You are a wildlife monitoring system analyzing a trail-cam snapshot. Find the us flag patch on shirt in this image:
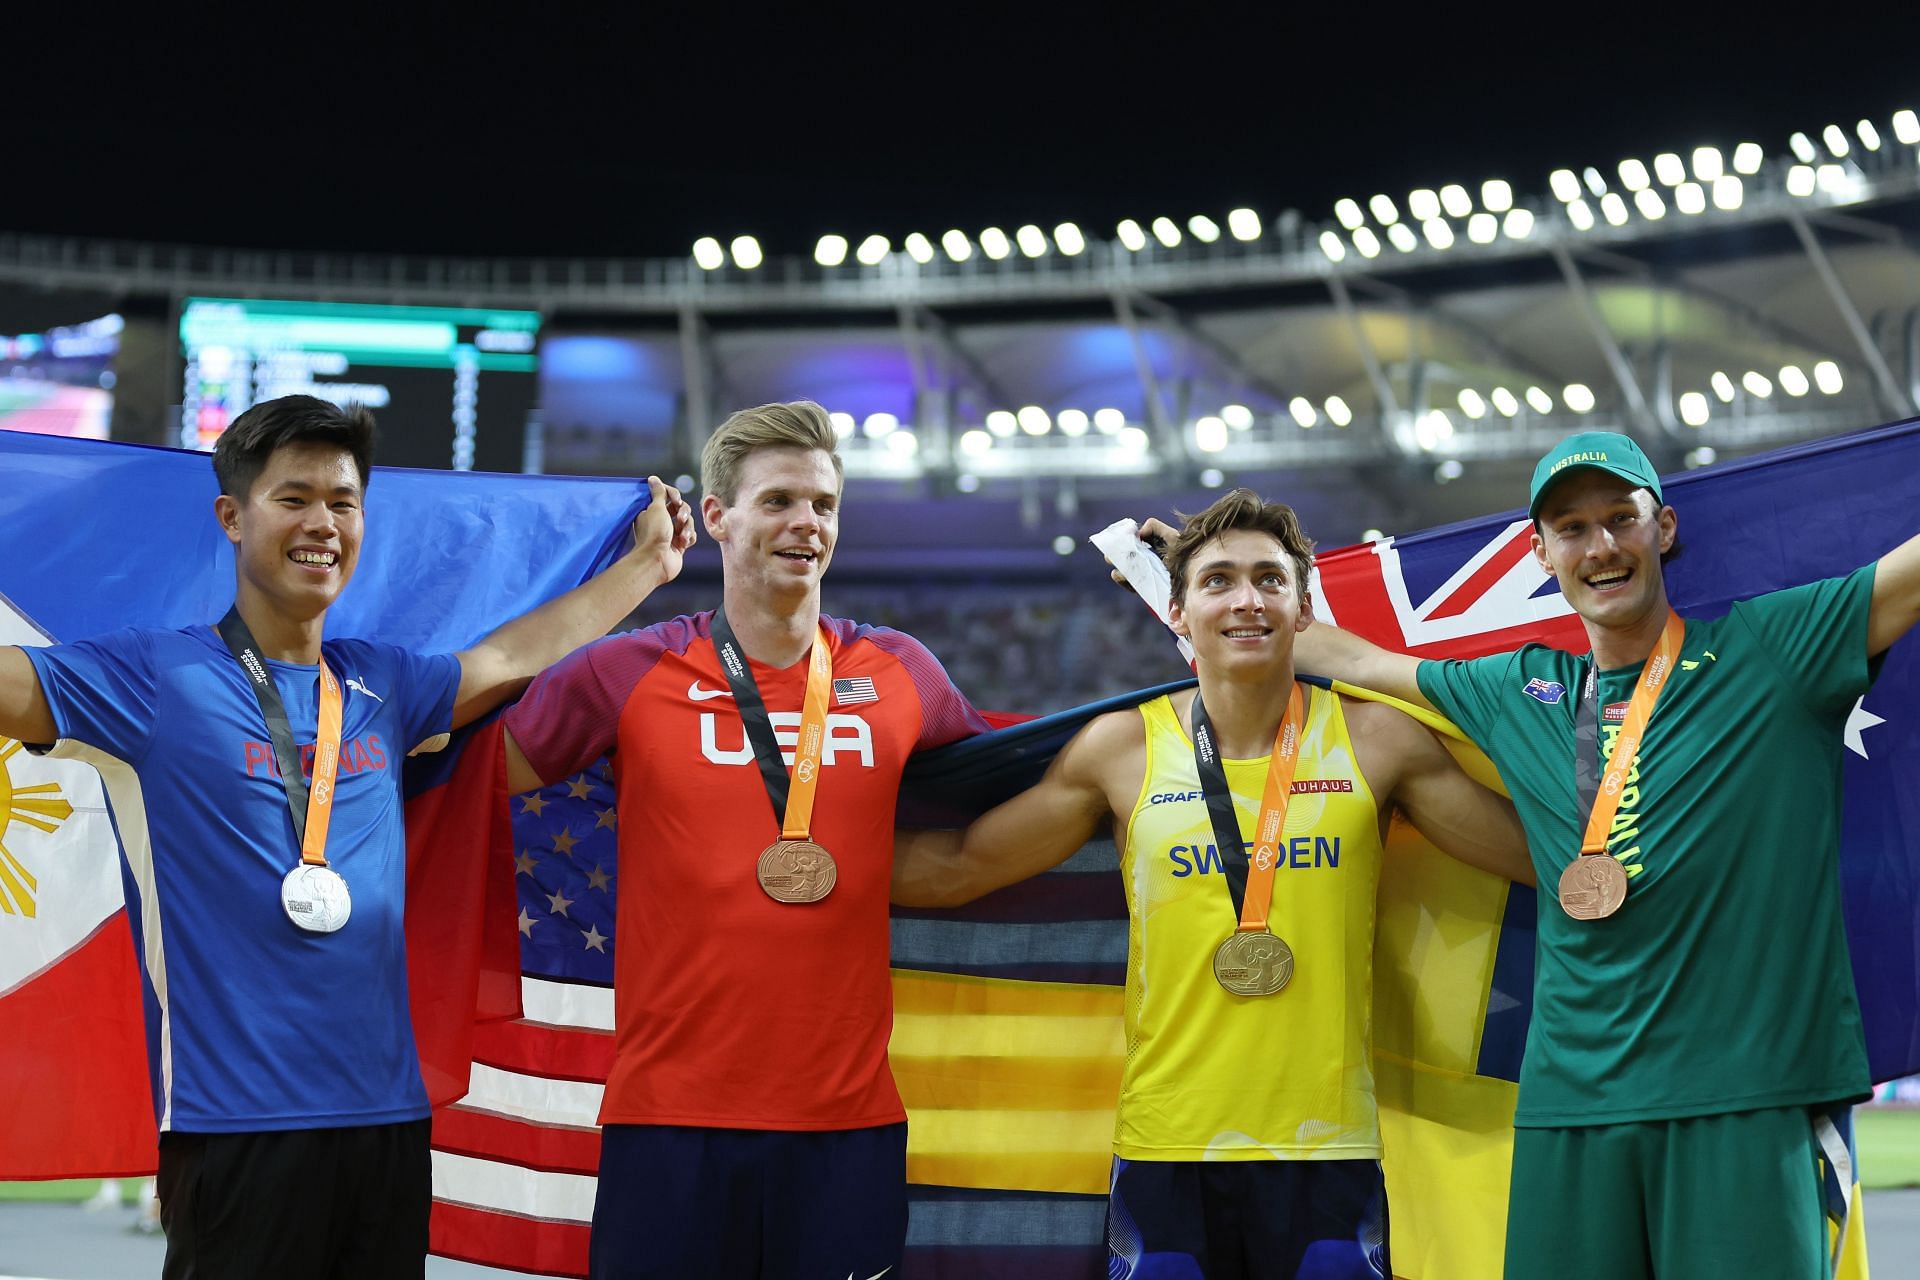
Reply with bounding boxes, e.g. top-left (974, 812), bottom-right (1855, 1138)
top-left (833, 676), bottom-right (879, 706)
